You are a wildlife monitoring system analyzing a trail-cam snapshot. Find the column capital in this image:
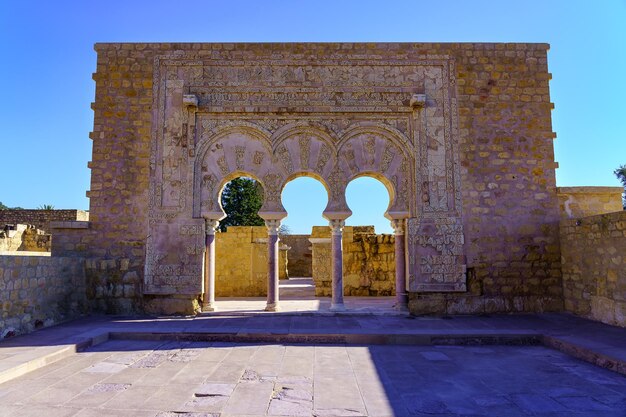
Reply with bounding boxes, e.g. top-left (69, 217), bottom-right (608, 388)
top-left (390, 219), bottom-right (405, 235)
top-left (329, 219), bottom-right (345, 235)
top-left (204, 218), bottom-right (220, 235)
top-left (265, 219), bottom-right (281, 235)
